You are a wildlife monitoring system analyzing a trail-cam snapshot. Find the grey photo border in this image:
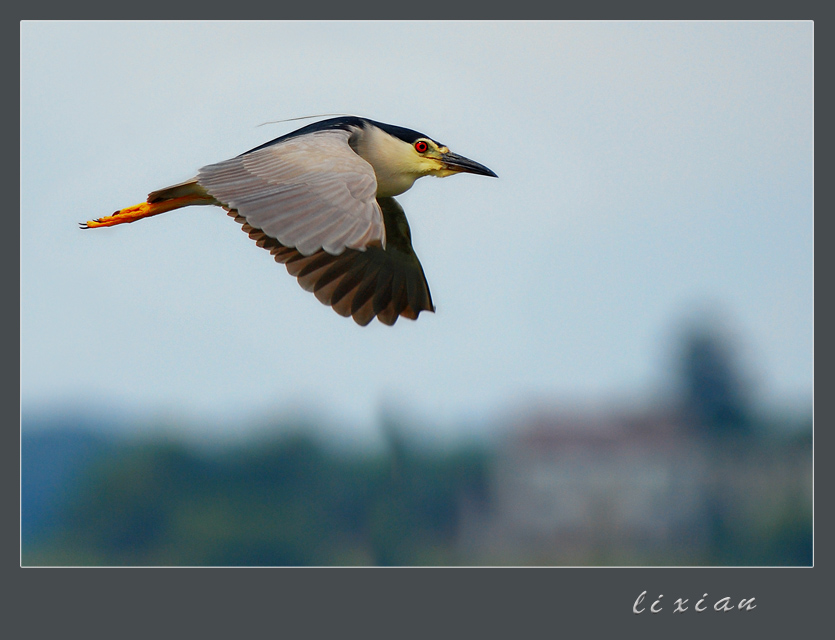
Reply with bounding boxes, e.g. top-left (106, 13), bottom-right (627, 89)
top-left (12, 3), bottom-right (824, 637)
